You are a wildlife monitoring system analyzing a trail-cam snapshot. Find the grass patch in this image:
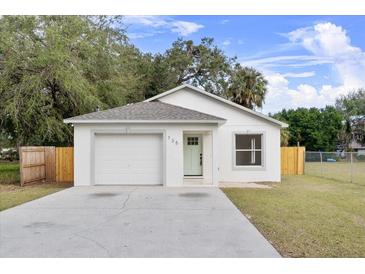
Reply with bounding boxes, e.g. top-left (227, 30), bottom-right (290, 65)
top-left (305, 162), bottom-right (365, 185)
top-left (222, 175), bottom-right (365, 257)
top-left (0, 162), bottom-right (72, 211)
top-left (0, 183), bottom-right (72, 211)
top-left (0, 162), bottom-right (20, 184)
